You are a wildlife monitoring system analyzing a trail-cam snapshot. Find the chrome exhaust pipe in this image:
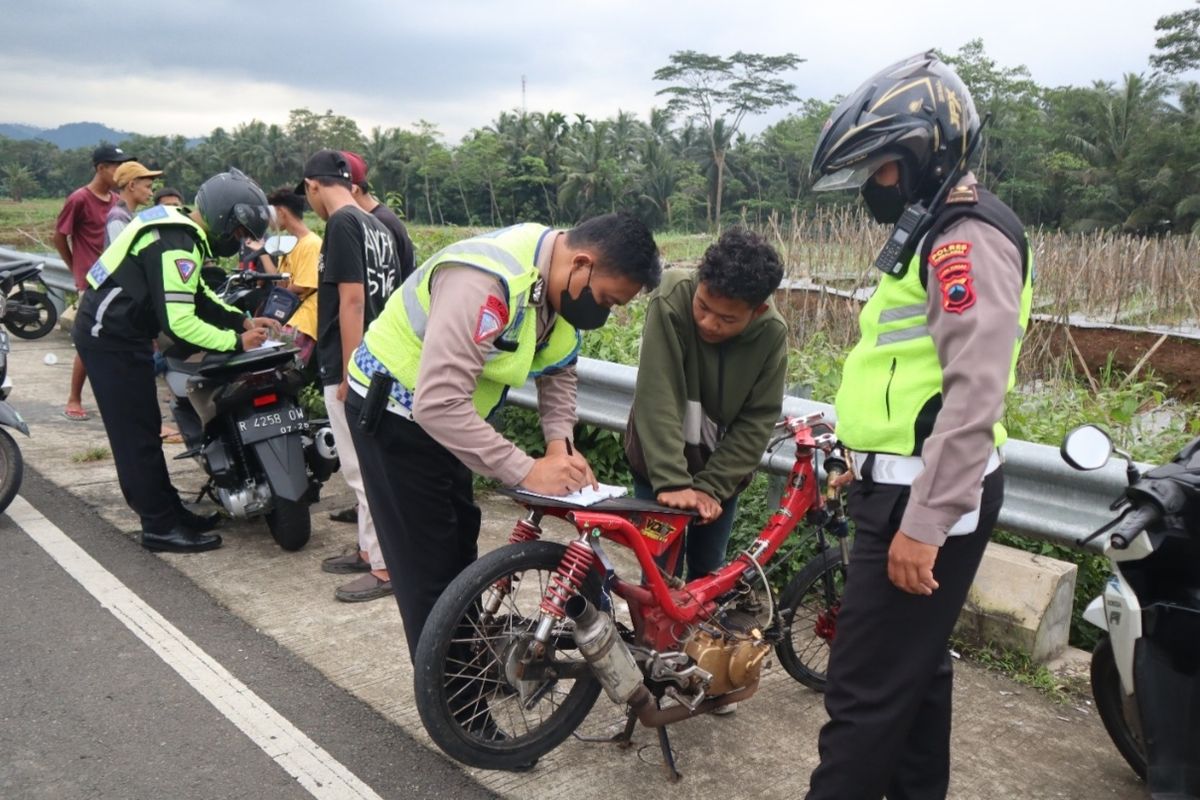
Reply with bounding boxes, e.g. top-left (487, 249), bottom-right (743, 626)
top-left (565, 595), bottom-right (644, 704)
